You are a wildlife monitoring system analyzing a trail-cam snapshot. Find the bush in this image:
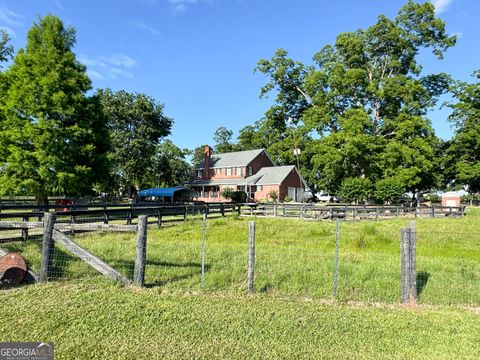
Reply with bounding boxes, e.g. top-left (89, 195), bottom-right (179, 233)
top-left (230, 191), bottom-right (247, 203)
top-left (220, 187), bottom-right (235, 200)
top-left (339, 177), bottom-right (372, 204)
top-left (283, 196), bottom-right (293, 203)
top-left (267, 190), bottom-right (279, 202)
top-left (374, 178), bottom-right (404, 204)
